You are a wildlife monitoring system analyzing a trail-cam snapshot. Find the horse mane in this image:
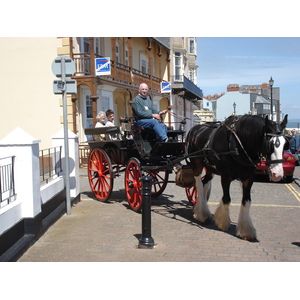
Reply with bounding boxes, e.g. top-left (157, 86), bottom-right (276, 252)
top-left (226, 114), bottom-right (266, 156)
